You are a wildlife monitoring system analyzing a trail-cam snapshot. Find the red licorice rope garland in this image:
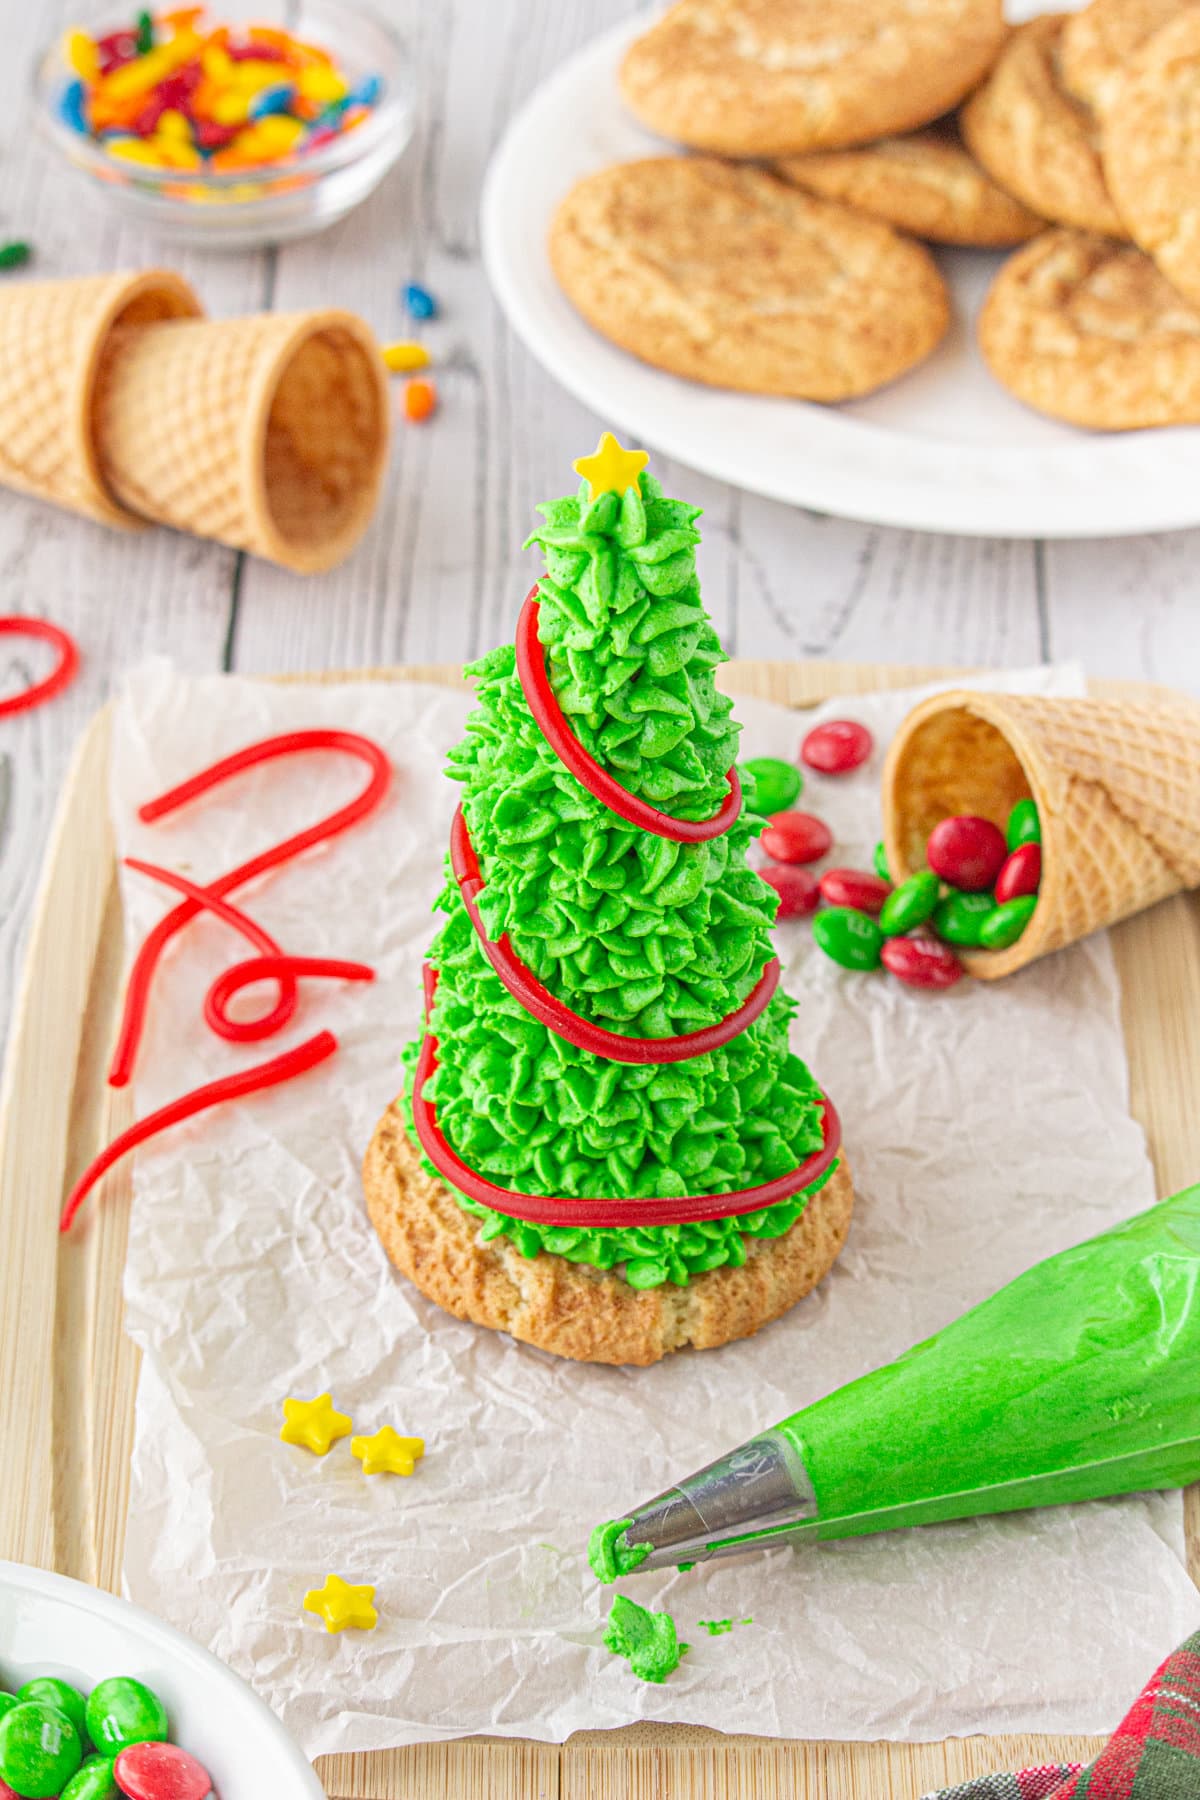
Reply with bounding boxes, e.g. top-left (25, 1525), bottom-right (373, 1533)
top-left (0, 617), bottom-right (80, 719)
top-left (450, 803), bottom-right (780, 1064)
top-left (412, 965), bottom-right (842, 1228)
top-left (514, 588), bottom-right (742, 843)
